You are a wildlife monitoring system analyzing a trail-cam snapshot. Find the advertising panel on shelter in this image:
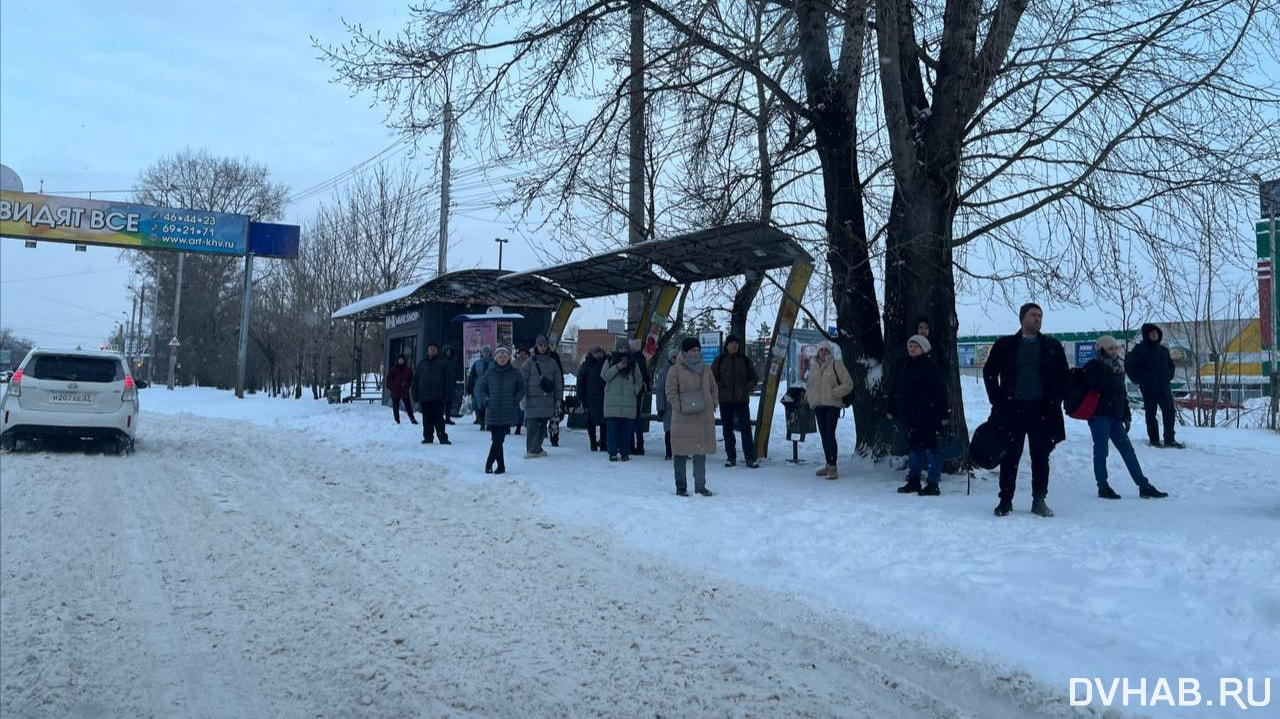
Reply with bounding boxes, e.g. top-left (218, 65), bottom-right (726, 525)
top-left (0, 190), bottom-right (249, 255)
